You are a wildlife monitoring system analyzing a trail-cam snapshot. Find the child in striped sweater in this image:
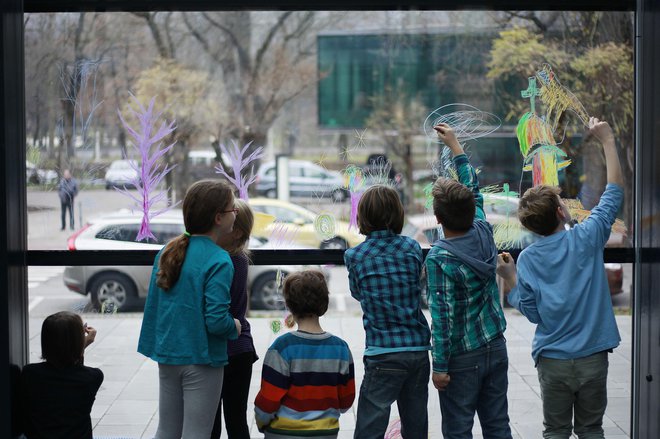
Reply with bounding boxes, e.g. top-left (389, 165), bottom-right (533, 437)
top-left (254, 270), bottom-right (356, 439)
